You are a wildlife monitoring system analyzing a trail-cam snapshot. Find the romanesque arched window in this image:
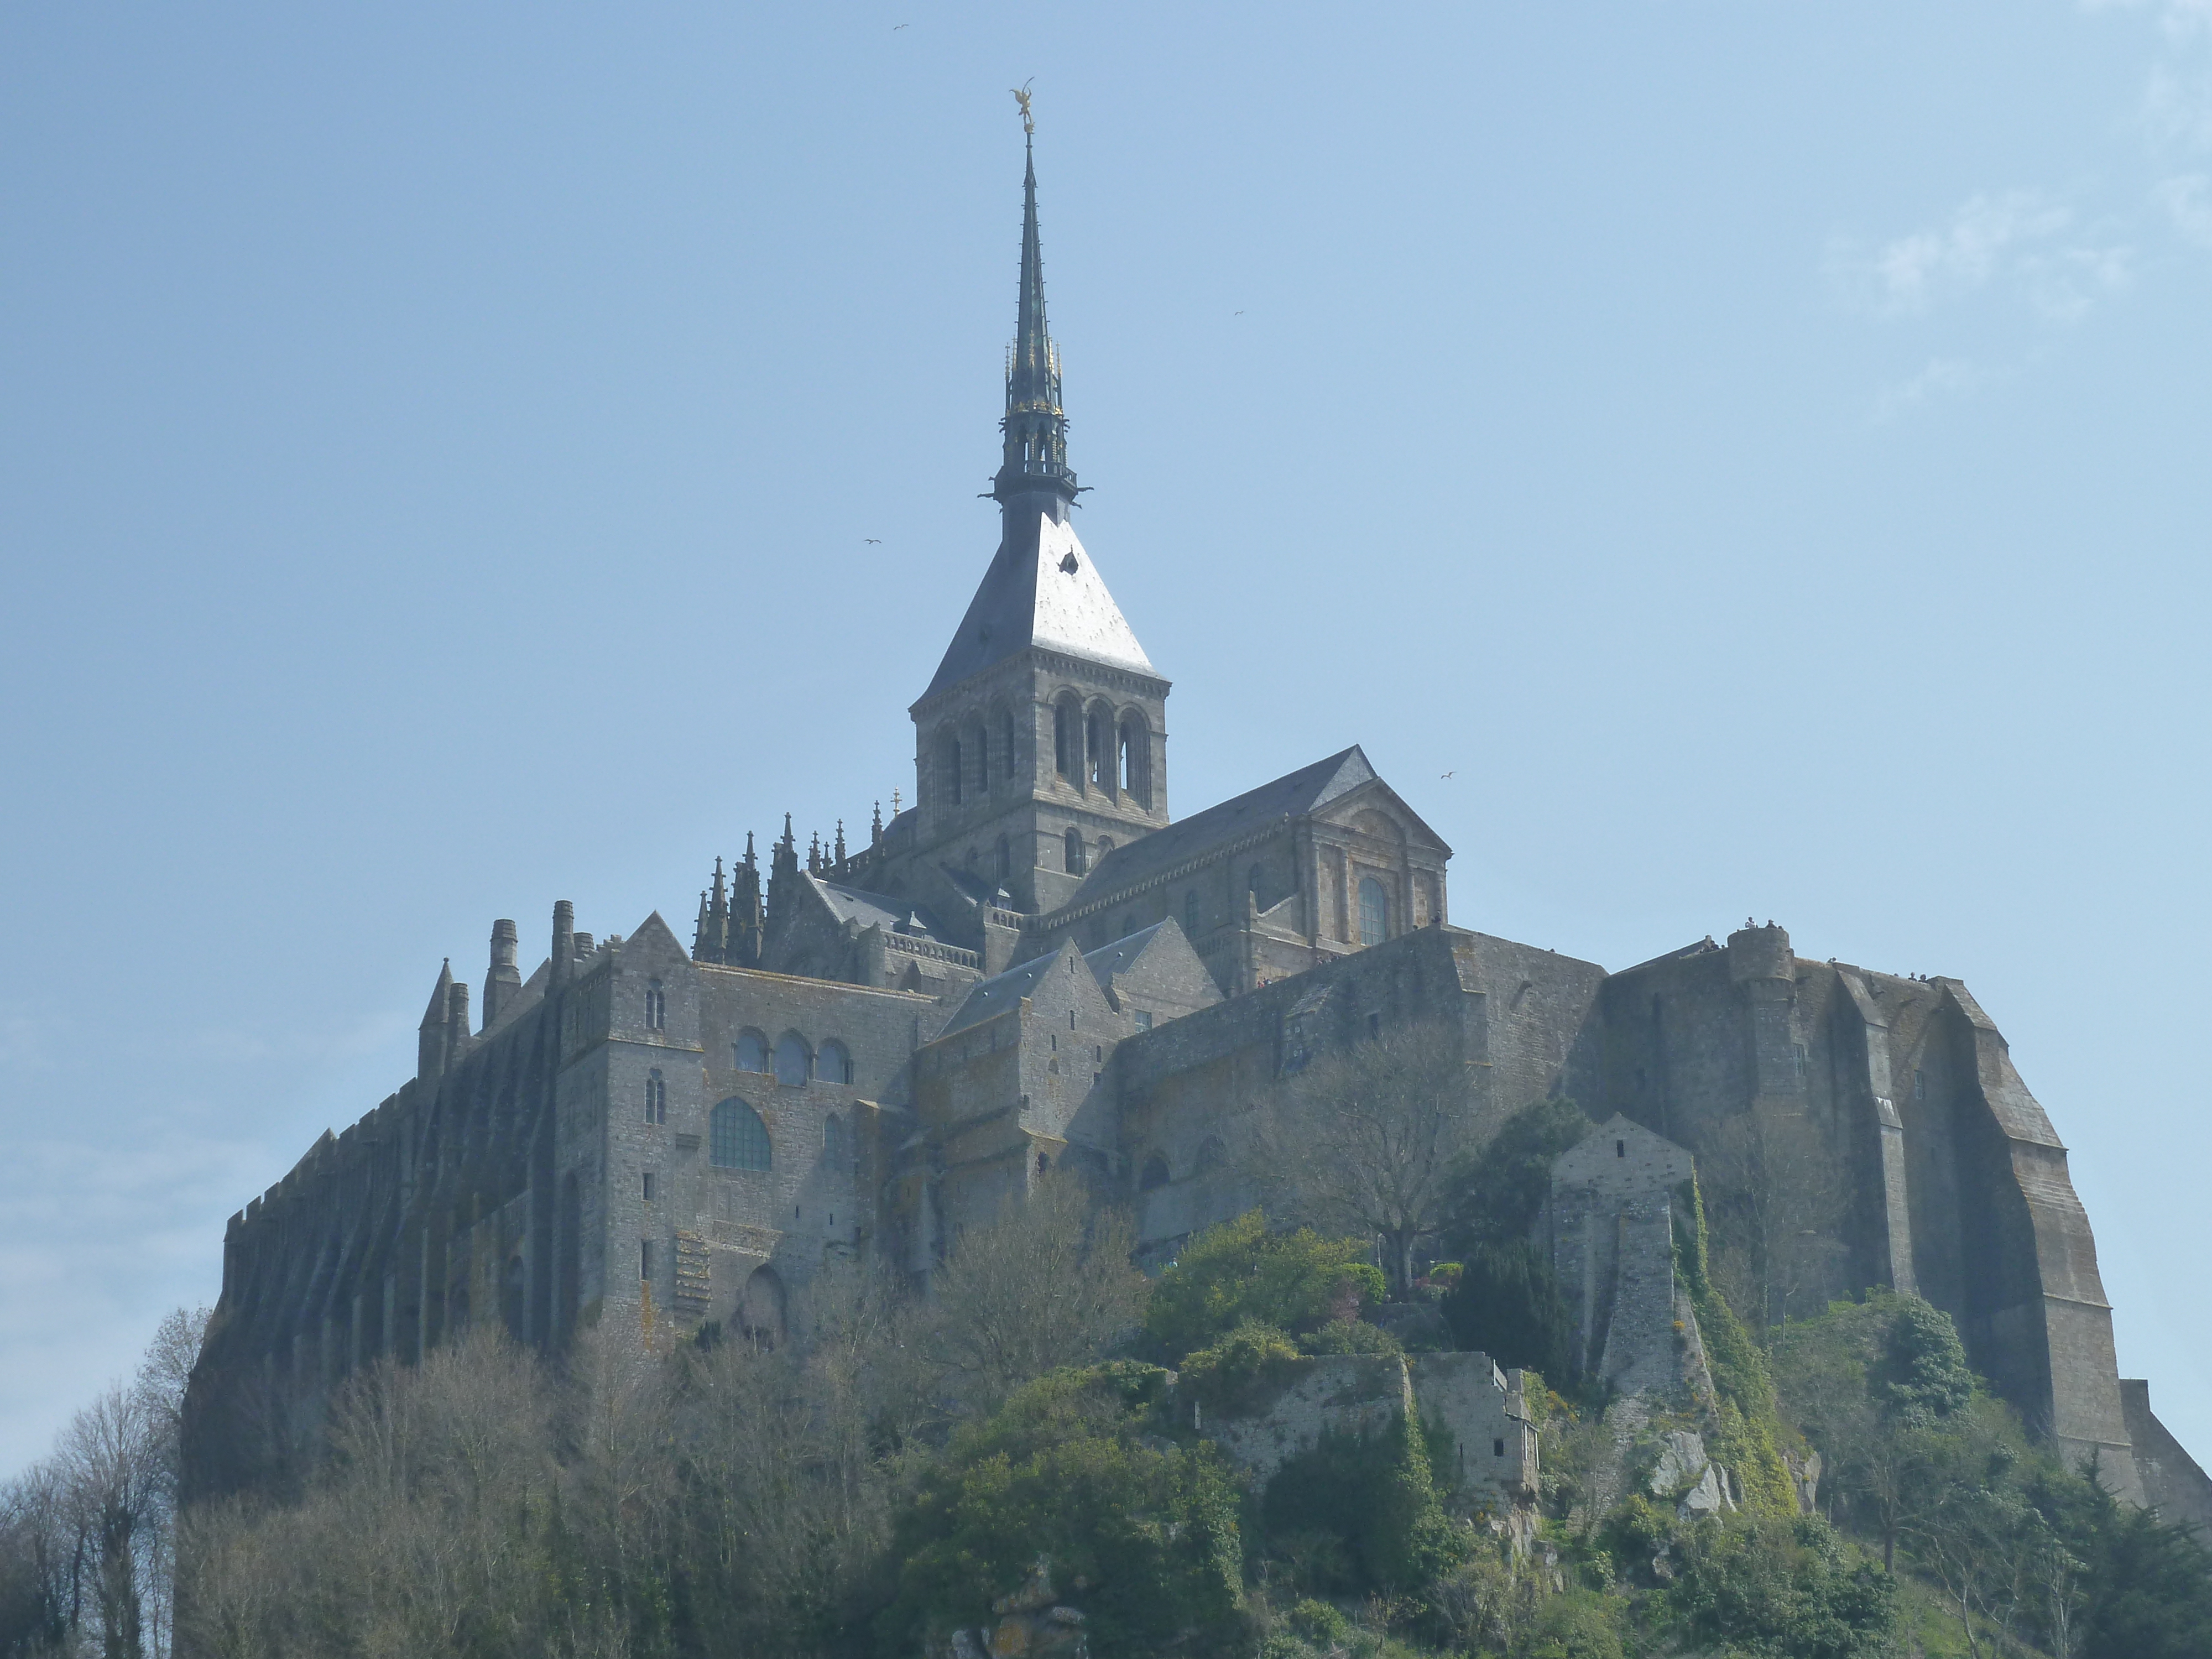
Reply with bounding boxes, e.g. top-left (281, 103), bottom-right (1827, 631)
top-left (1139, 1151), bottom-right (1171, 1192)
top-left (1087, 706), bottom-right (1113, 794)
top-left (645, 1067), bottom-right (667, 1124)
top-left (1064, 828), bottom-right (1086, 875)
top-left (1359, 877), bottom-right (1390, 948)
top-left (1119, 713), bottom-right (1152, 808)
top-left (818, 1039), bottom-right (854, 1086)
top-left (938, 731), bottom-right (963, 806)
top-left (710, 1098), bottom-right (771, 1171)
top-left (774, 1032), bottom-right (812, 1087)
top-left (734, 1030), bottom-right (769, 1073)
top-left (1054, 697), bottom-right (1079, 782)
